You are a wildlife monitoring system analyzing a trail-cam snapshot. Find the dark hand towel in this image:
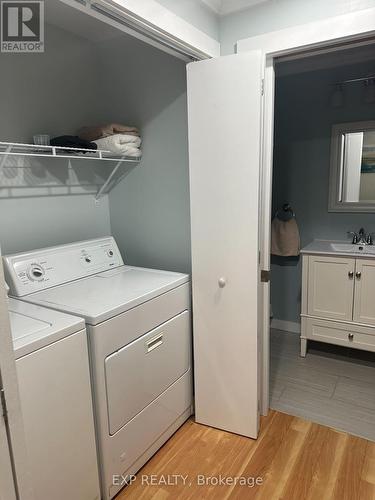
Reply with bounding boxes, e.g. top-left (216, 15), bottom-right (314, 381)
top-left (50, 136), bottom-right (97, 153)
